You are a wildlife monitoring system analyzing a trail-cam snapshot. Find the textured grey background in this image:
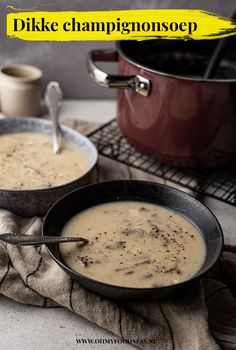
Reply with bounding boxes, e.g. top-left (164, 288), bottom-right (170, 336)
top-left (1, 0), bottom-right (236, 98)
